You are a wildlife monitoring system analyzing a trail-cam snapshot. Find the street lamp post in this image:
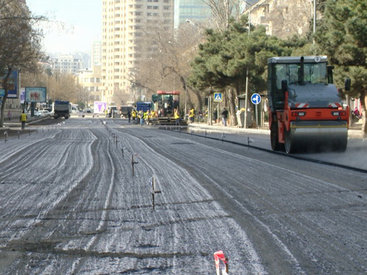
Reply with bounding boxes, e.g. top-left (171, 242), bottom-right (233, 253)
top-left (184, 87), bottom-right (187, 119)
top-left (243, 0), bottom-right (252, 128)
top-left (184, 19), bottom-right (201, 118)
top-left (313, 0), bottom-right (316, 45)
top-left (314, 0), bottom-right (317, 32)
